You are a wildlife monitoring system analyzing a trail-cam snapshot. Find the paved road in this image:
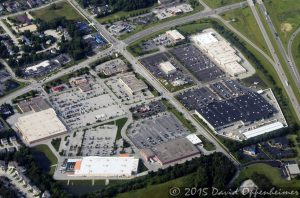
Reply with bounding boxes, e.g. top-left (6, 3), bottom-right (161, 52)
top-left (67, 0), bottom-right (117, 45)
top-left (215, 15), bottom-right (275, 66)
top-left (0, 0), bottom-right (64, 20)
top-left (0, 0), bottom-right (265, 168)
top-left (0, 47), bottom-right (114, 105)
top-left (287, 27), bottom-right (300, 82)
top-left (68, 0), bottom-right (240, 166)
top-left (248, 0), bottom-right (300, 120)
top-left (258, 3), bottom-right (300, 88)
top-left (124, 1), bottom-right (248, 44)
top-left (0, 59), bottom-right (33, 83)
top-left (119, 45), bottom-right (240, 165)
top-left (0, 20), bottom-right (19, 46)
